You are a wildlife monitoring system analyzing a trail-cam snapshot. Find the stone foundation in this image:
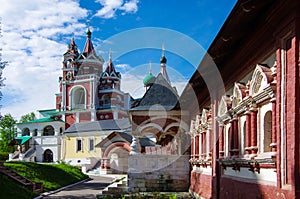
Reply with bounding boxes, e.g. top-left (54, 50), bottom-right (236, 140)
top-left (128, 155), bottom-right (190, 192)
